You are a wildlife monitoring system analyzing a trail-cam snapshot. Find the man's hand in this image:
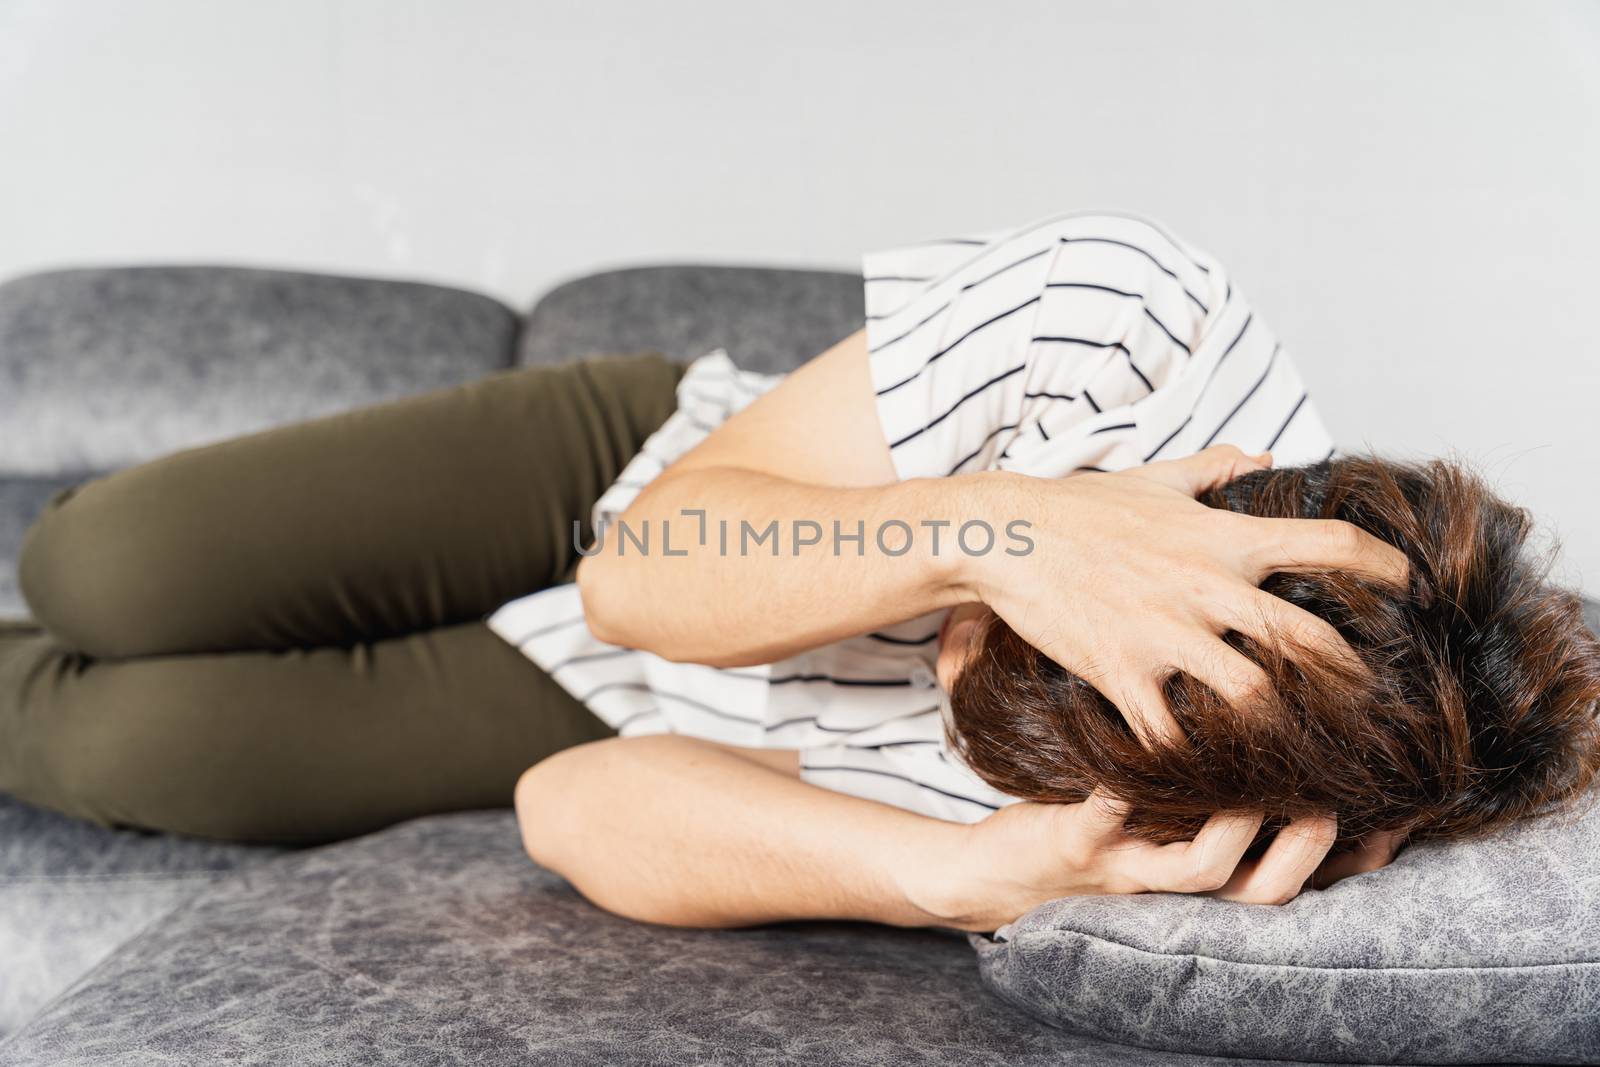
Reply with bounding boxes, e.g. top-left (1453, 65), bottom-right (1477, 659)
top-left (959, 444), bottom-right (1411, 746)
top-left (907, 791), bottom-right (1359, 932)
